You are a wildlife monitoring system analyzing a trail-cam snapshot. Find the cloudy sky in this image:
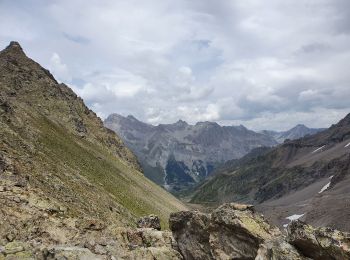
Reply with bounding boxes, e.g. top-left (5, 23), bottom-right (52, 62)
top-left (1, 0), bottom-right (350, 130)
